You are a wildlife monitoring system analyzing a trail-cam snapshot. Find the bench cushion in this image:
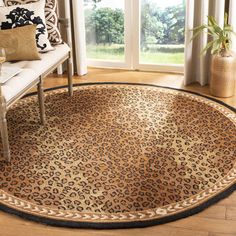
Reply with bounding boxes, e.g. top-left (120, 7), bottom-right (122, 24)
top-left (5, 43), bottom-right (70, 78)
top-left (2, 69), bottom-right (38, 103)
